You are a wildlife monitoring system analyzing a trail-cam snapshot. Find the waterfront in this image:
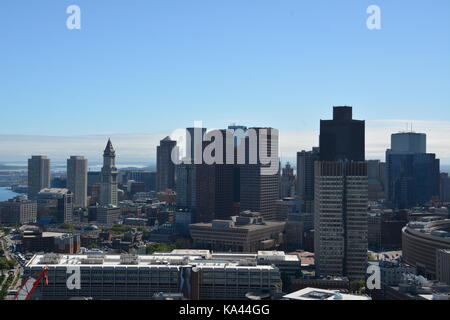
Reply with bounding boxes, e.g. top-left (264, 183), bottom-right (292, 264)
top-left (0, 187), bottom-right (19, 201)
